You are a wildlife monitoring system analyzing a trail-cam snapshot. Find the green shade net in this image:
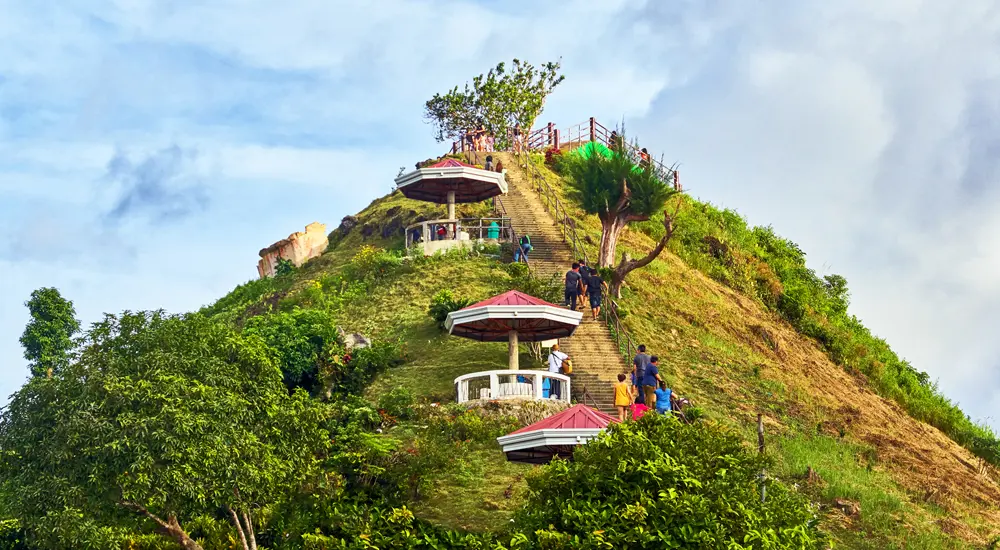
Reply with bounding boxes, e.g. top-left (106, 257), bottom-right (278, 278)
top-left (572, 140), bottom-right (614, 160)
top-left (570, 140), bottom-right (645, 174)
